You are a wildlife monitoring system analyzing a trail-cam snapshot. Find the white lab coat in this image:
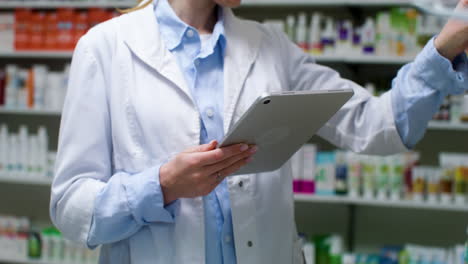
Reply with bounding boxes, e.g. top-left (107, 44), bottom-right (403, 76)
top-left (50, 3), bottom-right (407, 264)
